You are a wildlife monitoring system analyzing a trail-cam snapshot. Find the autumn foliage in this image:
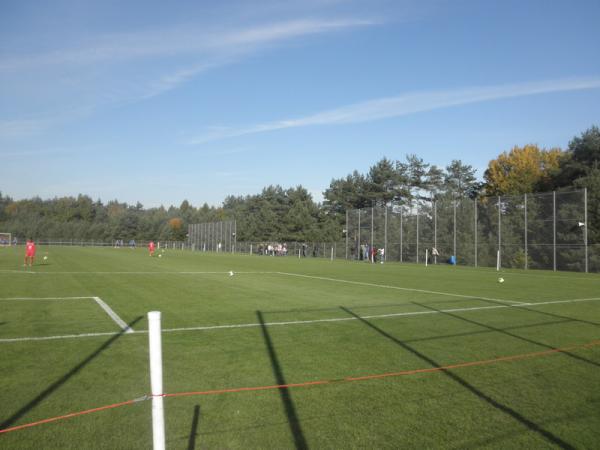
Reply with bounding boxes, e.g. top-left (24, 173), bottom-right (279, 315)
top-left (484, 144), bottom-right (562, 196)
